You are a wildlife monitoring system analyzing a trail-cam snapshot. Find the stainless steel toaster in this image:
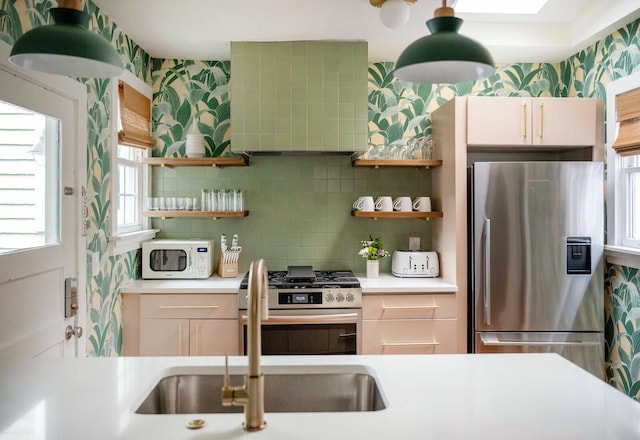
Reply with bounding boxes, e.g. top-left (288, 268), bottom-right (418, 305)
top-left (391, 250), bottom-right (439, 278)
